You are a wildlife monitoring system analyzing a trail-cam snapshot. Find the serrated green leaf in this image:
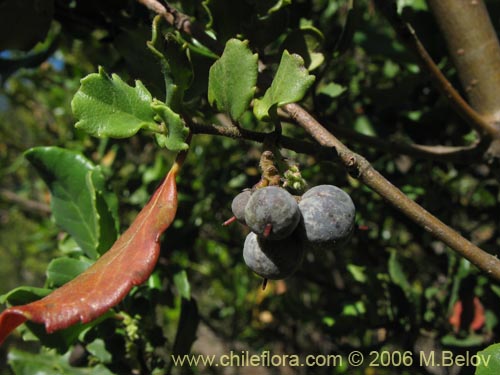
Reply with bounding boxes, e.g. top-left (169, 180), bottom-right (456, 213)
top-left (72, 67), bottom-right (158, 138)
top-left (25, 147), bottom-right (118, 259)
top-left (151, 100), bottom-right (189, 151)
top-left (46, 257), bottom-right (93, 288)
top-left (208, 39), bottom-right (258, 121)
top-left (254, 50), bottom-right (315, 121)
top-left (475, 343), bottom-right (500, 374)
